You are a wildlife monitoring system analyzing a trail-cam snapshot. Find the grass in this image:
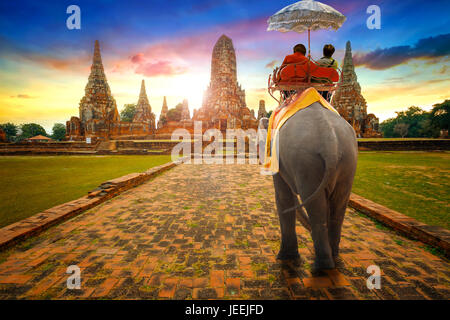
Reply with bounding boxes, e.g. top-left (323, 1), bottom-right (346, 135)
top-left (0, 155), bottom-right (172, 228)
top-left (354, 152), bottom-right (449, 229)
